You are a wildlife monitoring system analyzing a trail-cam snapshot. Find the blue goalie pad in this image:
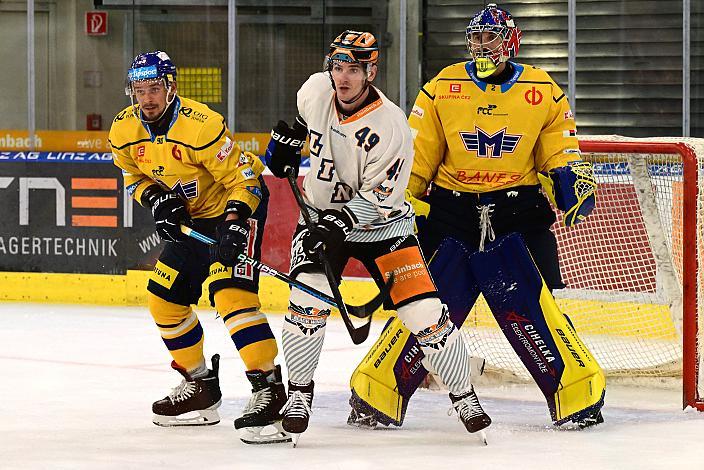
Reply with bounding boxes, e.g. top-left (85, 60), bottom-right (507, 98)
top-left (392, 236), bottom-right (481, 399)
top-left (468, 233), bottom-right (605, 425)
top-left (348, 237), bottom-right (480, 427)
